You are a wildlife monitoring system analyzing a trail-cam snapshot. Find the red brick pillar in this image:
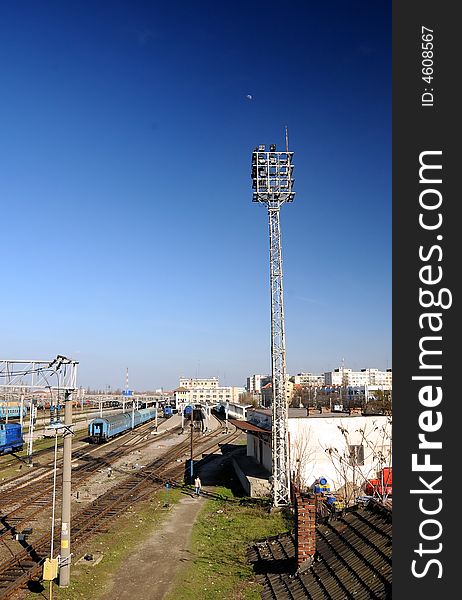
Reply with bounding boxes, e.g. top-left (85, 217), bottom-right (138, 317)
top-left (295, 493), bottom-right (316, 568)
